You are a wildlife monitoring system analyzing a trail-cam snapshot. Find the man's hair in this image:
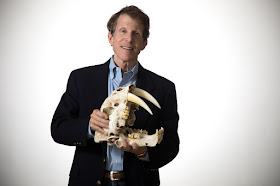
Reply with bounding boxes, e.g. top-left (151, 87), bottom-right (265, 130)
top-left (107, 6), bottom-right (150, 41)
